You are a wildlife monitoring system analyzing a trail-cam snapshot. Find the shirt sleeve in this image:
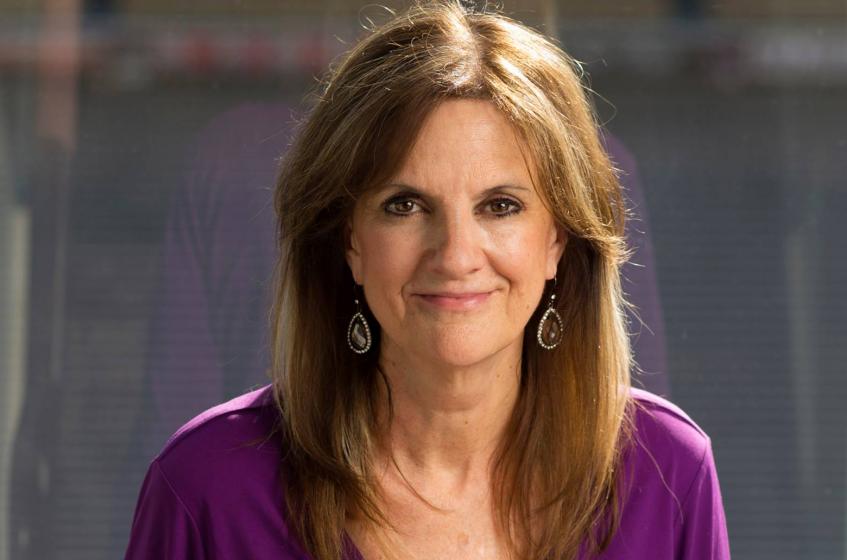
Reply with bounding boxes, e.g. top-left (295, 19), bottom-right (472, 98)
top-left (124, 460), bottom-right (207, 559)
top-left (677, 438), bottom-right (731, 559)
